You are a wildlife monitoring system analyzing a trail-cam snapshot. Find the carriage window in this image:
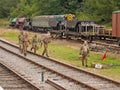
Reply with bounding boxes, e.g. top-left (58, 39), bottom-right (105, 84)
top-left (87, 26), bottom-right (93, 32)
top-left (81, 26), bottom-right (86, 32)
